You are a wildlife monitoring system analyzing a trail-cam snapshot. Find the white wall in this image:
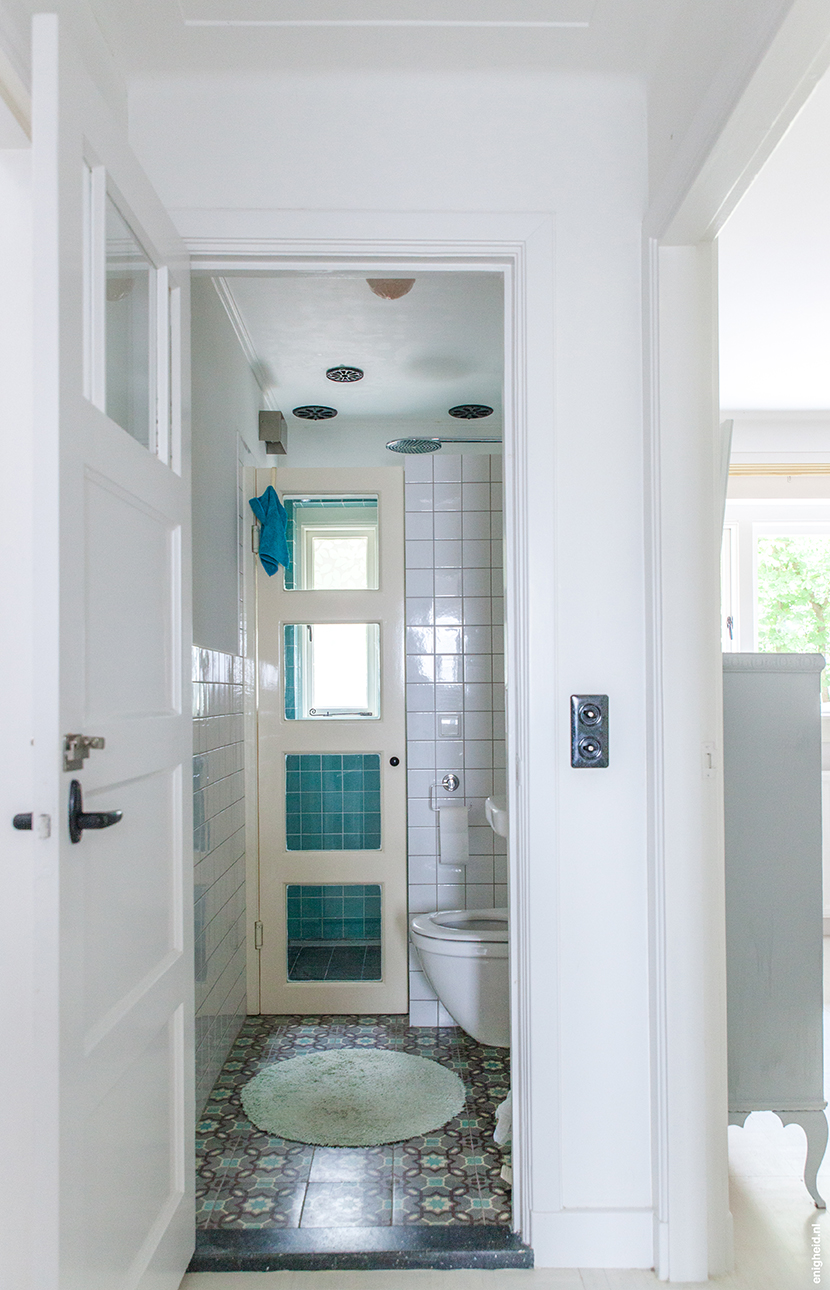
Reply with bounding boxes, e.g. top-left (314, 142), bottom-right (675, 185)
top-left (191, 275), bottom-right (268, 653)
top-left (719, 70), bottom-right (830, 411)
top-left (130, 70), bottom-right (653, 1265)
